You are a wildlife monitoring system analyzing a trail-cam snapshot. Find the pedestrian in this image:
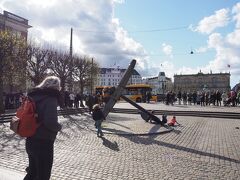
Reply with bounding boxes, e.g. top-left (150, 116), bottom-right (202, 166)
top-left (216, 90), bottom-right (222, 106)
top-left (237, 91), bottom-right (240, 106)
top-left (187, 92), bottom-right (192, 105)
top-left (64, 91), bottom-right (70, 108)
top-left (24, 76), bottom-right (62, 180)
top-left (87, 94), bottom-right (94, 113)
top-left (69, 92), bottom-right (75, 108)
top-left (92, 104), bottom-right (105, 137)
top-left (74, 93), bottom-right (81, 108)
top-left (177, 91), bottom-right (182, 105)
top-left (182, 92), bottom-right (187, 105)
top-left (147, 91), bottom-right (152, 103)
top-left (230, 90), bottom-right (237, 107)
top-left (167, 116), bottom-right (180, 126)
top-left (221, 91), bottom-right (228, 106)
top-left (192, 91), bottom-right (197, 105)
